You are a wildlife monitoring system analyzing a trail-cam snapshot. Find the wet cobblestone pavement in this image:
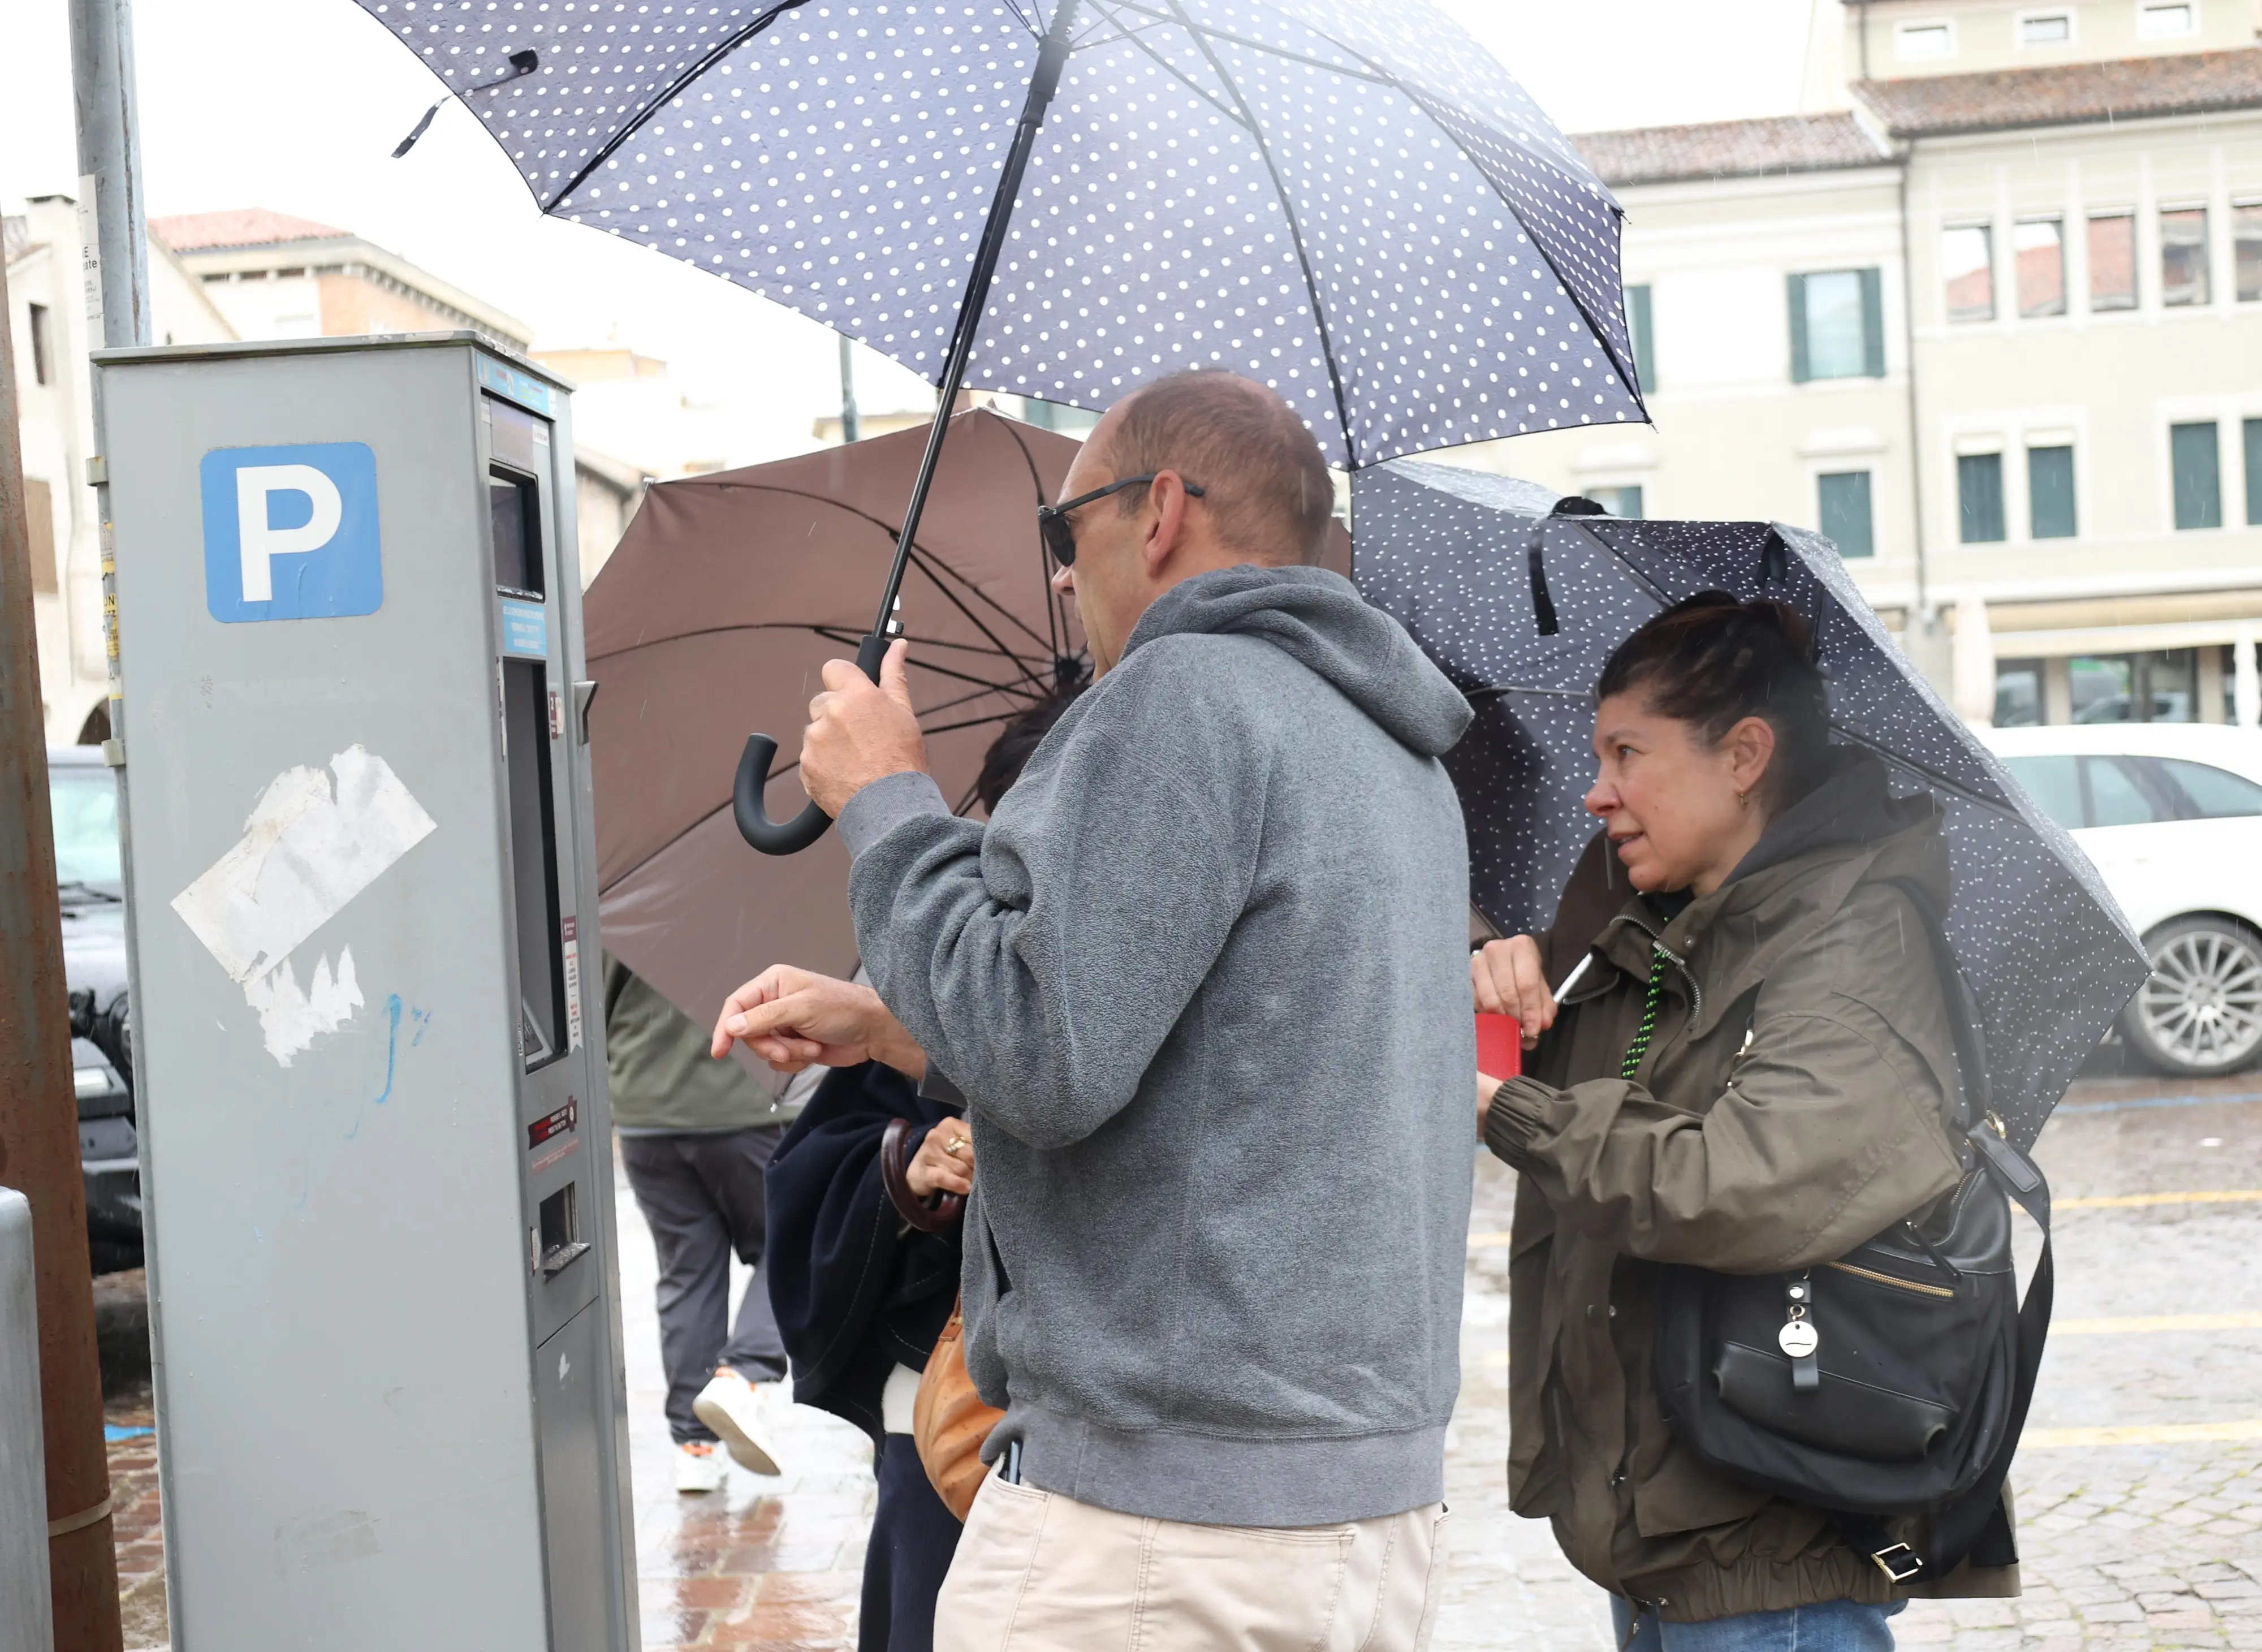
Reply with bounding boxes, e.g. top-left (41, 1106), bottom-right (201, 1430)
top-left (103, 1071), bottom-right (2262, 1649)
